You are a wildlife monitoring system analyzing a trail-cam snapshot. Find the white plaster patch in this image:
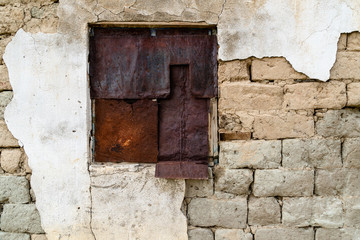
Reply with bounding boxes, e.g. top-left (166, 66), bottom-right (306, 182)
top-left (218, 0), bottom-right (360, 80)
top-left (4, 29), bottom-right (94, 240)
top-left (90, 164), bottom-right (187, 240)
